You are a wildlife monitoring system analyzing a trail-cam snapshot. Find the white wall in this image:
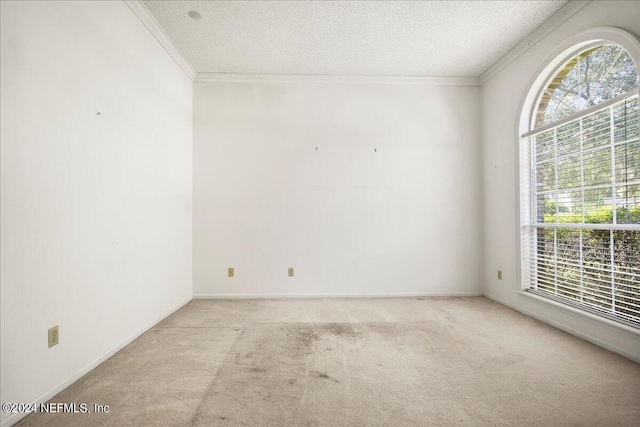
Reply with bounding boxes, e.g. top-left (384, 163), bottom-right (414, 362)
top-left (481, 0), bottom-right (640, 362)
top-left (0, 1), bottom-right (193, 424)
top-left (193, 81), bottom-right (482, 297)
